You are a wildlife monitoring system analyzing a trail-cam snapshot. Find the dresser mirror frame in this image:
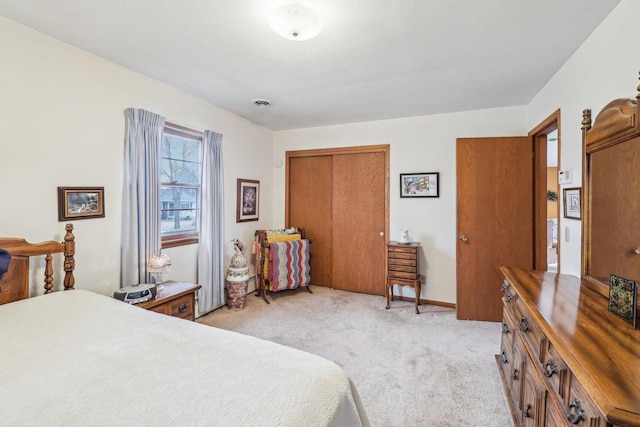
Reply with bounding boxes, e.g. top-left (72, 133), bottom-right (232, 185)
top-left (581, 73), bottom-right (640, 311)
